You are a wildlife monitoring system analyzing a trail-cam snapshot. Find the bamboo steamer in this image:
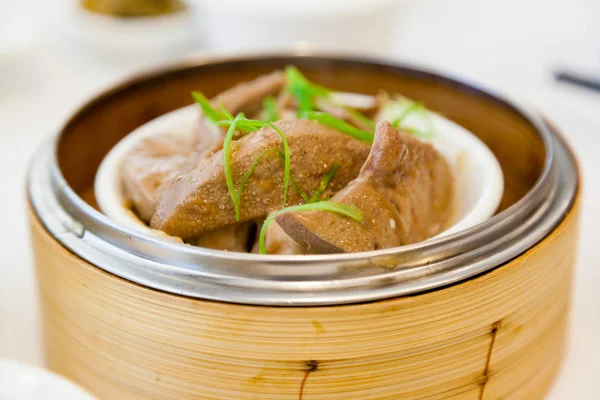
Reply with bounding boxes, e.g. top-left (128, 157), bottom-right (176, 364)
top-left (28, 55), bottom-right (580, 399)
